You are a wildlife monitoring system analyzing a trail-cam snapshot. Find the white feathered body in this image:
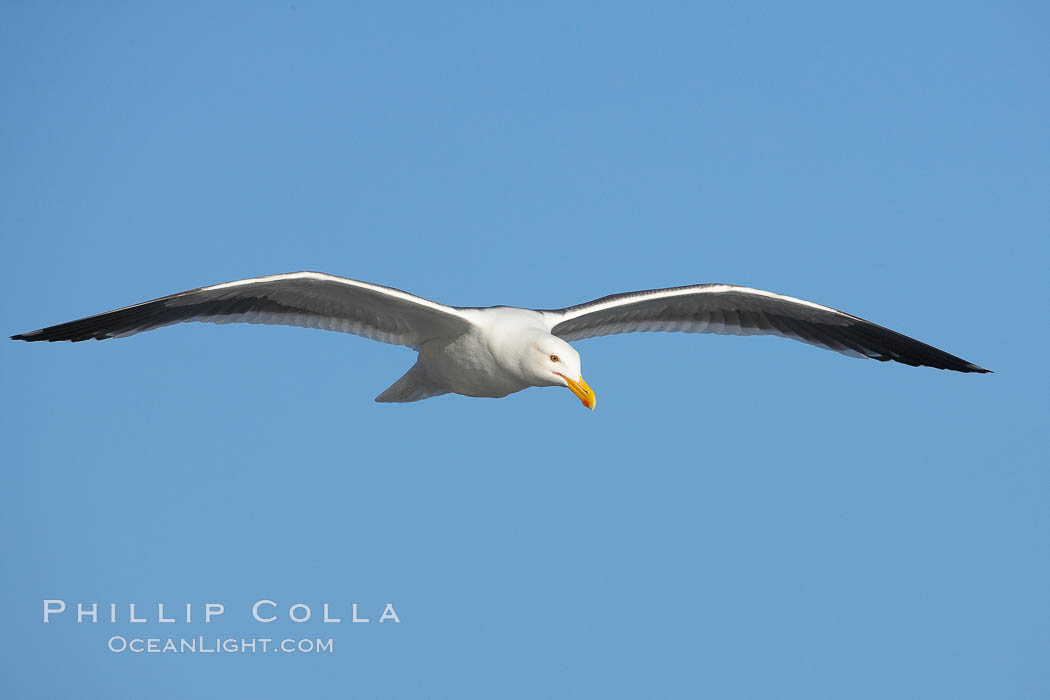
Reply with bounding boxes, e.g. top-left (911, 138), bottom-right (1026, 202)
top-left (415, 307), bottom-right (552, 398)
